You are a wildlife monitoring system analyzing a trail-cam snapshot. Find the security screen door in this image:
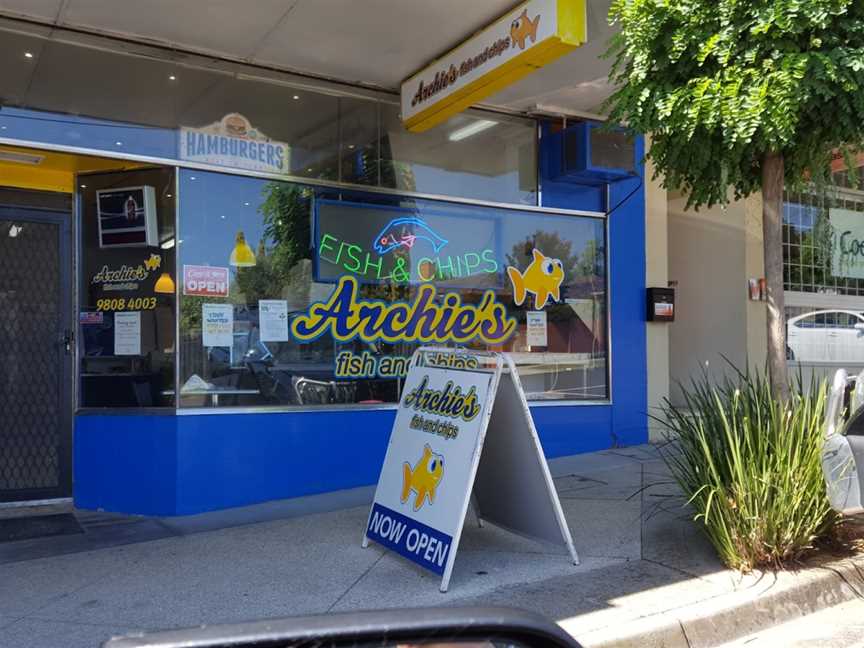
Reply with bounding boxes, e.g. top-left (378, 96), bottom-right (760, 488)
top-left (0, 204), bottom-right (72, 502)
